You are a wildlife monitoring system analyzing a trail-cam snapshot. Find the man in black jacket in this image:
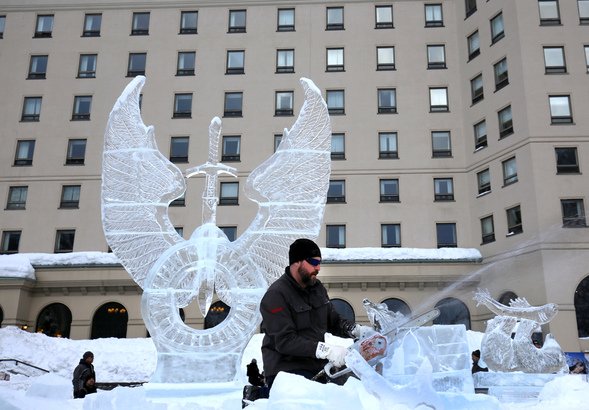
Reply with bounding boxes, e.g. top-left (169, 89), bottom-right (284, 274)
top-left (260, 239), bottom-right (369, 389)
top-left (72, 351), bottom-right (97, 398)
